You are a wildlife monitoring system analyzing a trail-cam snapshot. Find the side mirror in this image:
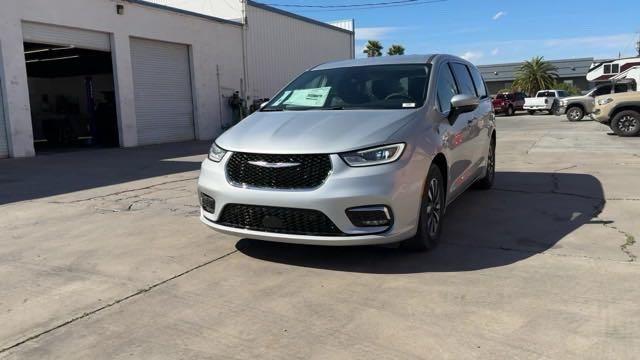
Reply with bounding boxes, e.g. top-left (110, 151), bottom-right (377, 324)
top-left (449, 94), bottom-right (479, 123)
top-left (260, 102), bottom-right (269, 109)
